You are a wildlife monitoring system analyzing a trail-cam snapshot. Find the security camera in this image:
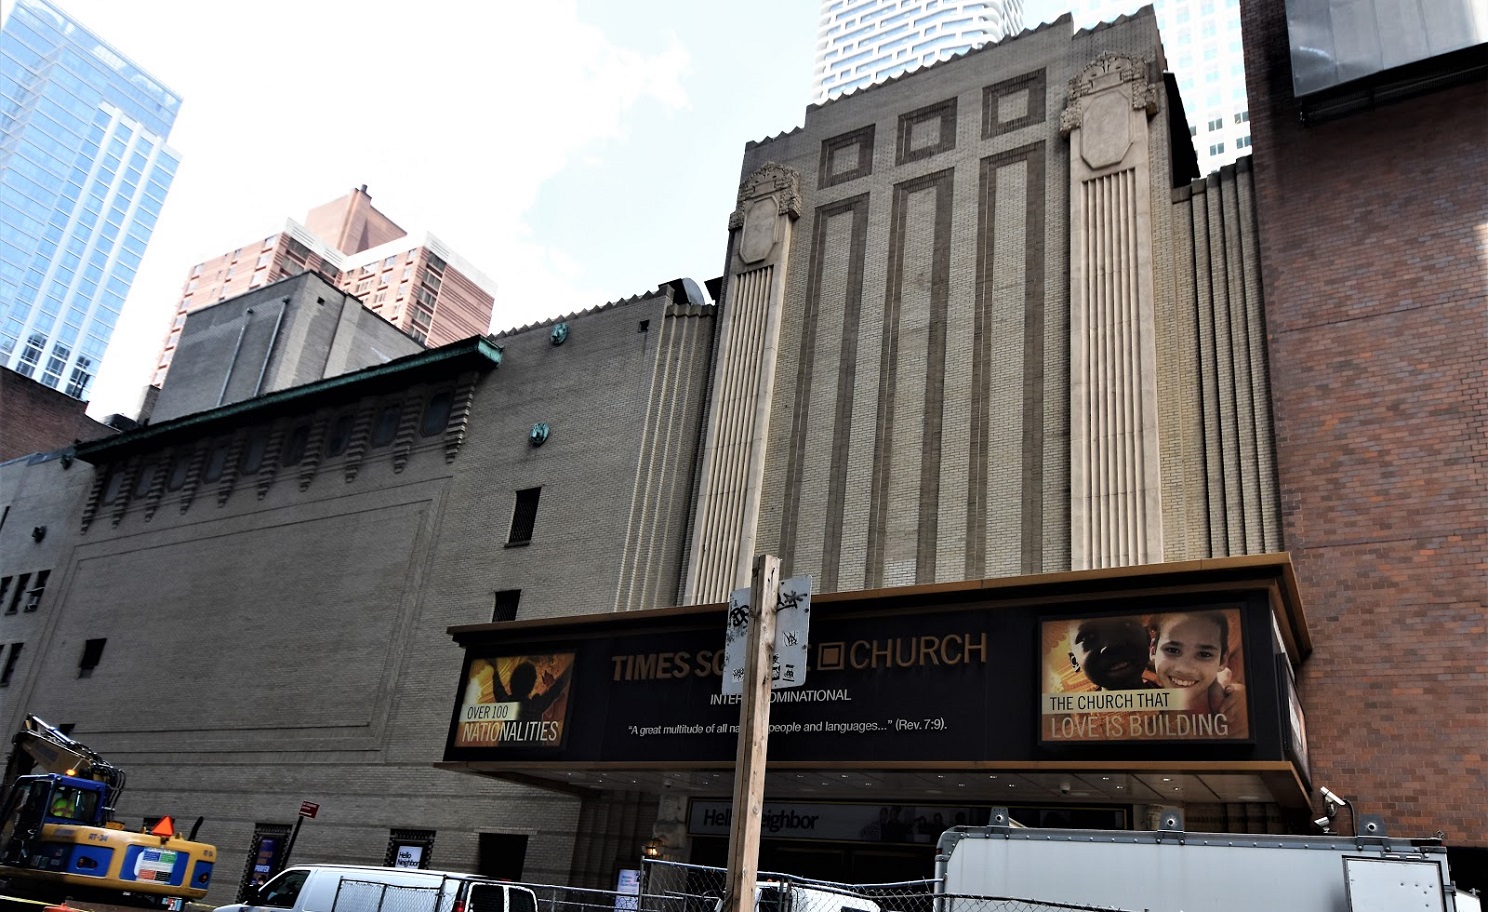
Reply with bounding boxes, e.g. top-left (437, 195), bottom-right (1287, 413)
top-left (1313, 816), bottom-right (1332, 831)
top-left (1319, 786), bottom-right (1349, 807)
top-left (1059, 780), bottom-right (1072, 796)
